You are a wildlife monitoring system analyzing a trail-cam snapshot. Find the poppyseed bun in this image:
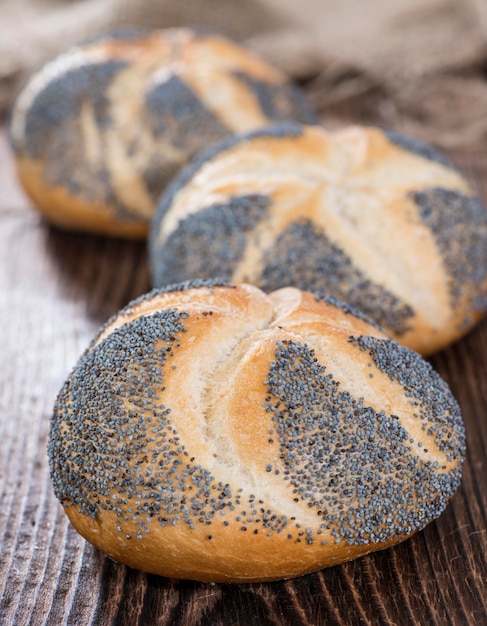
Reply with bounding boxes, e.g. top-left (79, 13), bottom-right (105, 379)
top-left (48, 280), bottom-right (465, 582)
top-left (149, 123), bottom-right (487, 356)
top-left (9, 28), bottom-right (316, 238)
